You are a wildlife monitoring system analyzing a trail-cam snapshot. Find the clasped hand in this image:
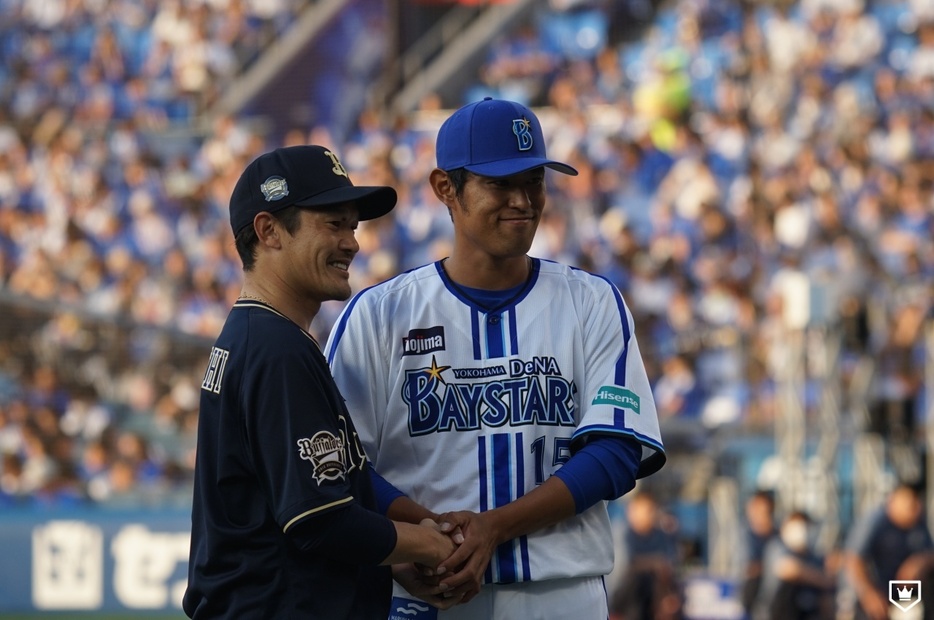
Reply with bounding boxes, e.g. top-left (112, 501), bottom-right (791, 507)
top-left (395, 512), bottom-right (497, 609)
